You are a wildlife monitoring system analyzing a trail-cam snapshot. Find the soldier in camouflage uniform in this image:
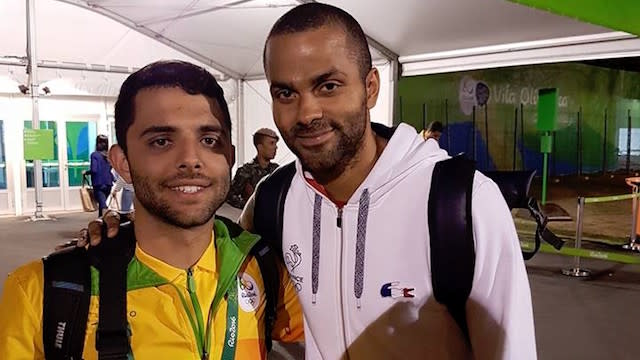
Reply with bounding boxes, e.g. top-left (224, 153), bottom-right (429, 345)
top-left (227, 128), bottom-right (280, 209)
